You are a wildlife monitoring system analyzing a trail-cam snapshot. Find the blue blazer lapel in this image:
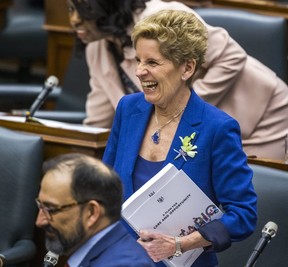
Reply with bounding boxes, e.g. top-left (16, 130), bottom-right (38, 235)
top-left (165, 90), bottom-right (203, 170)
top-left (121, 100), bottom-right (153, 197)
